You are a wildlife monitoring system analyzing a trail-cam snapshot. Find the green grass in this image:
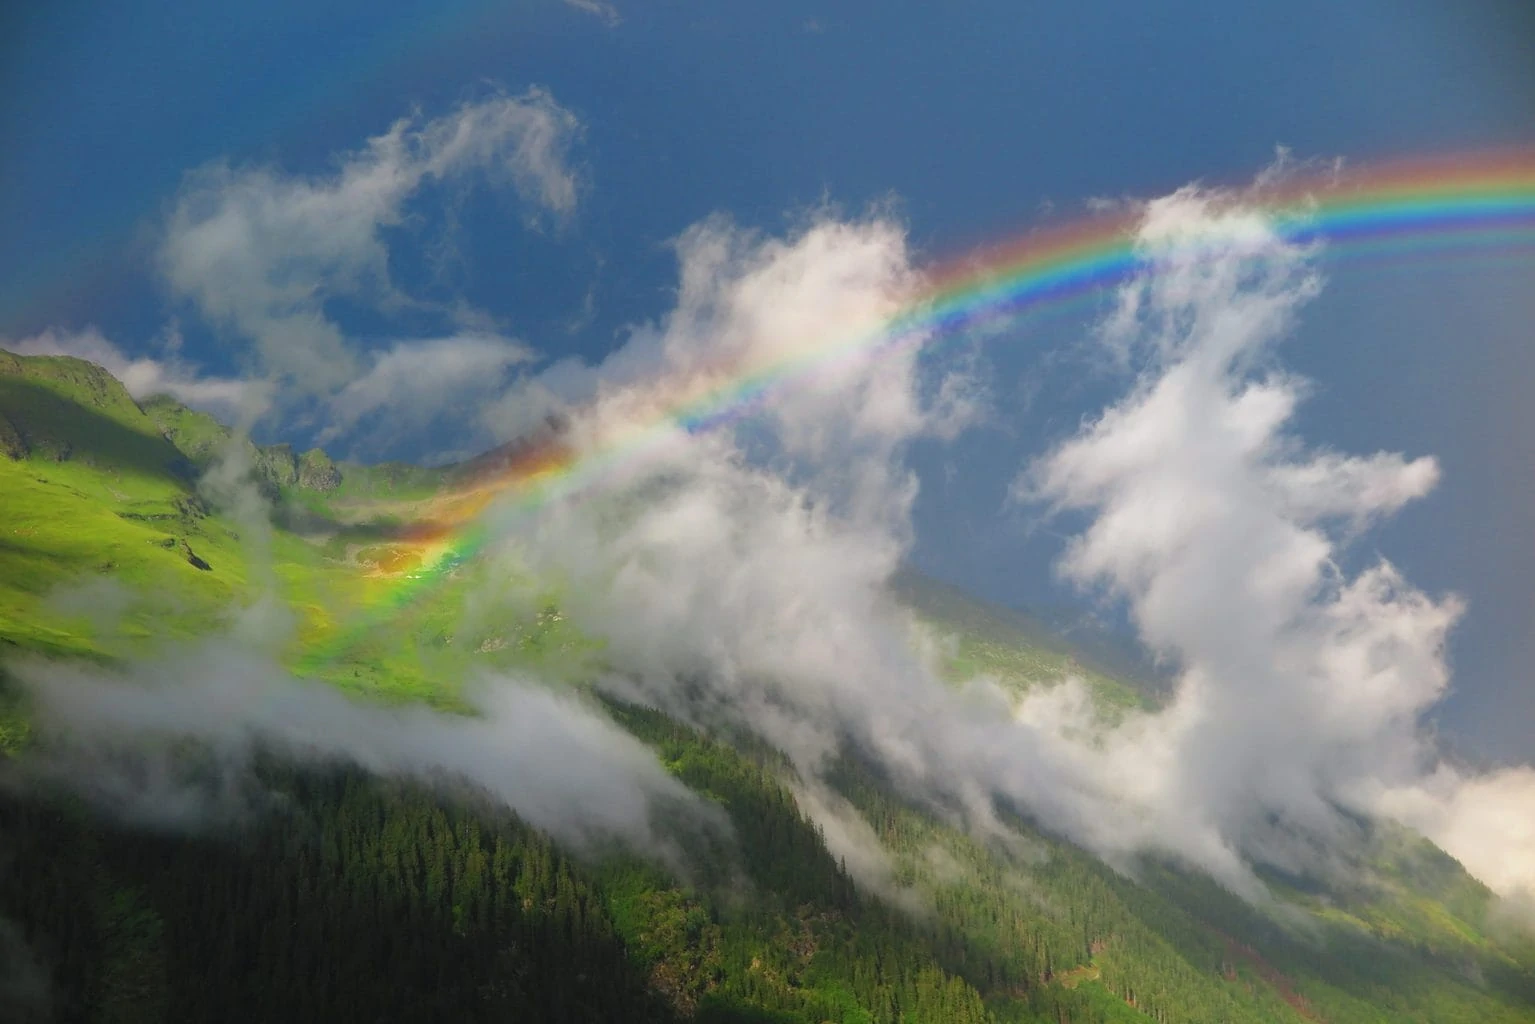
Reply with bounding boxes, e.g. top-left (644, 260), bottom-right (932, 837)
top-left (139, 394), bottom-right (232, 468)
top-left (0, 460), bottom-right (233, 653)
